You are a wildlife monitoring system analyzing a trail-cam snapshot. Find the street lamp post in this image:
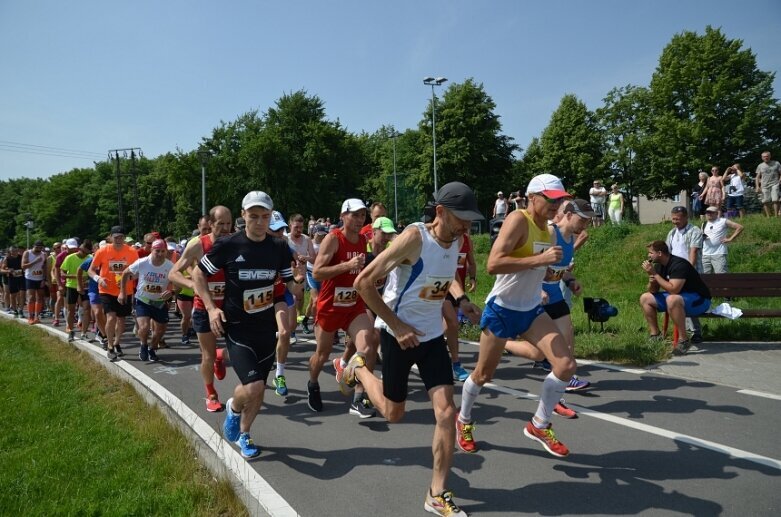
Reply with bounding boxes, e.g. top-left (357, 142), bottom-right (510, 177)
top-left (423, 76), bottom-right (447, 193)
top-left (24, 215), bottom-right (33, 249)
top-left (391, 129), bottom-right (399, 224)
top-left (197, 150), bottom-right (211, 216)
